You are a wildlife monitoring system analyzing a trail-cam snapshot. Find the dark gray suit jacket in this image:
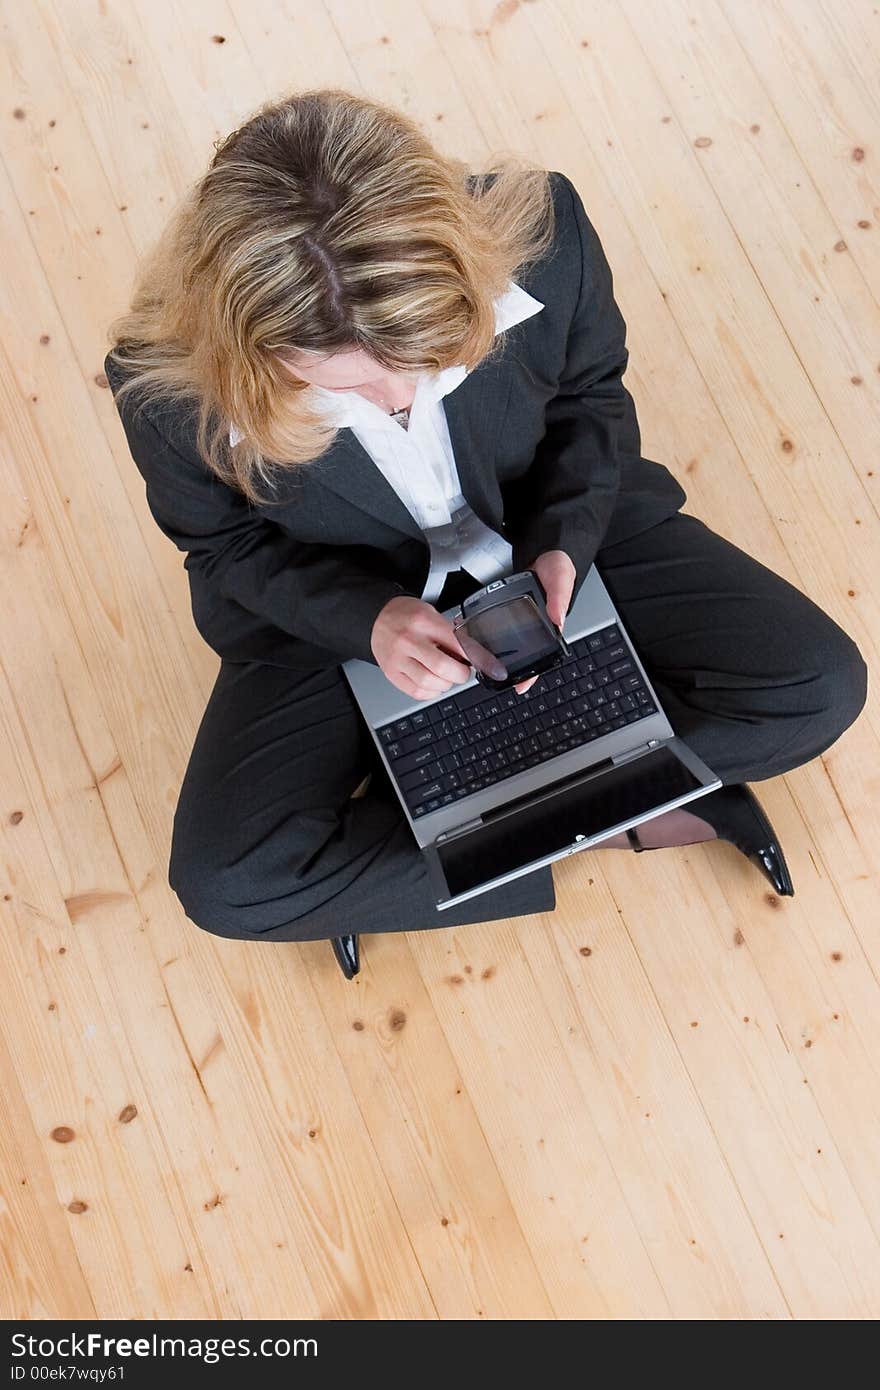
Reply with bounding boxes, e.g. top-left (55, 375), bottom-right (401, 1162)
top-left (105, 171), bottom-right (687, 670)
